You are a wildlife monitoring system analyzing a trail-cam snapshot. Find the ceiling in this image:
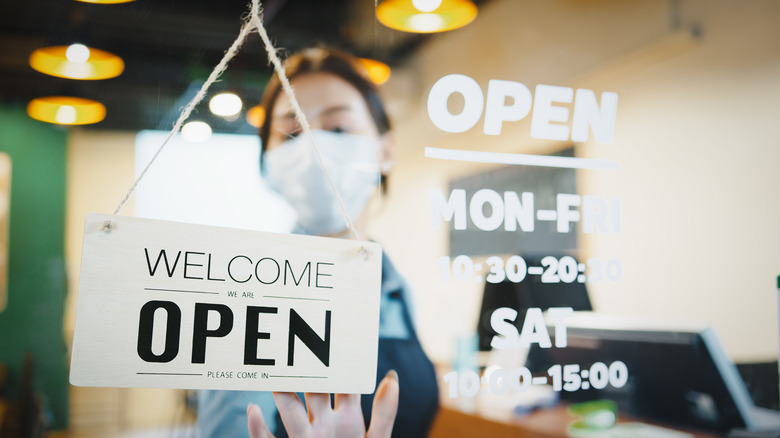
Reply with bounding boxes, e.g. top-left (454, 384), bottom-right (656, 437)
top-left (0, 0), bottom-right (459, 133)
